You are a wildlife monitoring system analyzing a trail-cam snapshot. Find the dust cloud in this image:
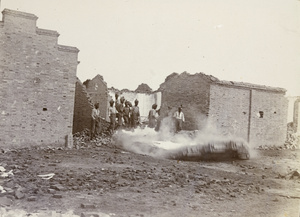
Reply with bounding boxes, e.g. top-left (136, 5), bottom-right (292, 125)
top-left (112, 116), bottom-right (252, 161)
